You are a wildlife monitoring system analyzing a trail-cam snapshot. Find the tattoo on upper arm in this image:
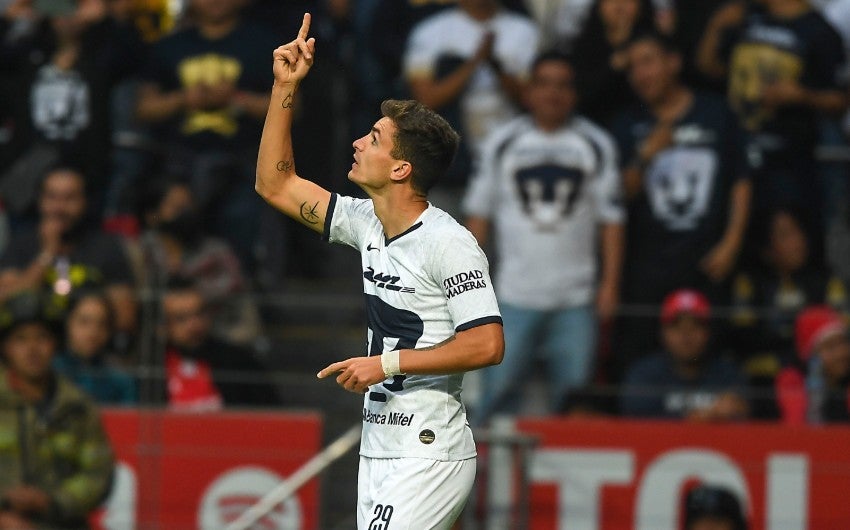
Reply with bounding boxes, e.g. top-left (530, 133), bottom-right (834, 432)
top-left (281, 93), bottom-right (294, 109)
top-left (300, 201), bottom-right (321, 224)
top-left (277, 160), bottom-right (293, 172)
